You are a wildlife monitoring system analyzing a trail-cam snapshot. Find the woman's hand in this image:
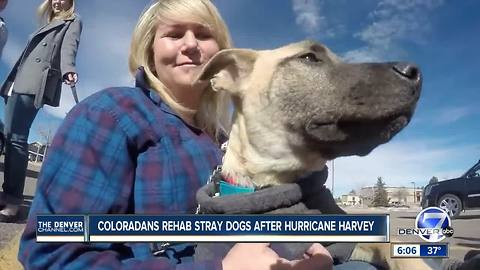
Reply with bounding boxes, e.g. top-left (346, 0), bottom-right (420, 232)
top-left (222, 243), bottom-right (279, 270)
top-left (222, 243), bottom-right (333, 270)
top-left (282, 243), bottom-right (333, 270)
top-left (63, 72), bottom-right (78, 85)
